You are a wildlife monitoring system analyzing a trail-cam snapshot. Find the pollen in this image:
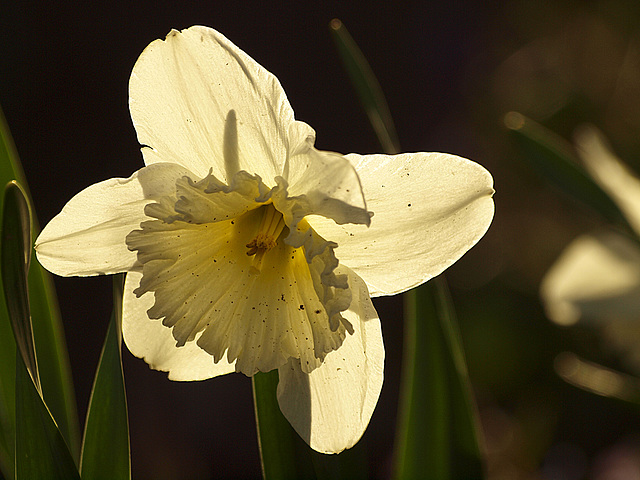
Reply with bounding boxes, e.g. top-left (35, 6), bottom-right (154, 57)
top-left (246, 203), bottom-right (286, 272)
